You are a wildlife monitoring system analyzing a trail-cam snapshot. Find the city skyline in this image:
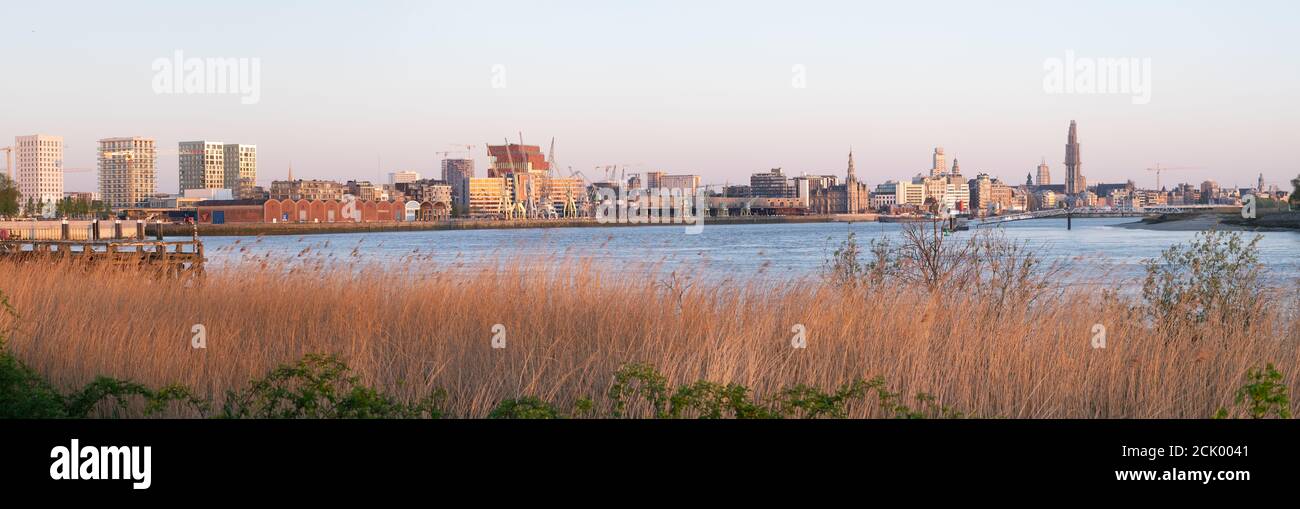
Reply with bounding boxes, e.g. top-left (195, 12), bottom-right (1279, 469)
top-left (2, 1), bottom-right (1297, 193)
